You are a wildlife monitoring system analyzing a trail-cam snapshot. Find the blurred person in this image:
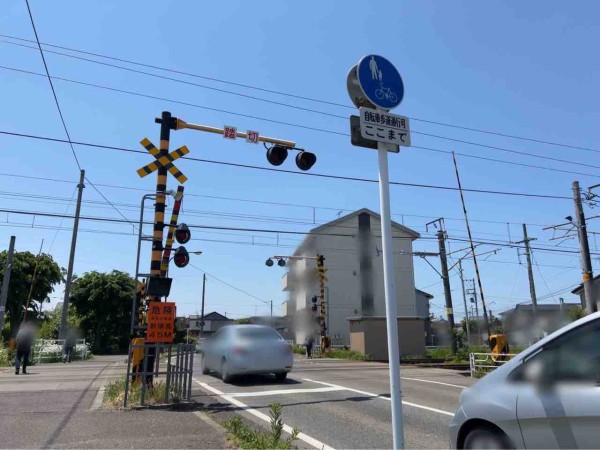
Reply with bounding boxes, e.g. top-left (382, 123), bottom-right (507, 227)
top-left (15, 322), bottom-right (35, 375)
top-left (305, 334), bottom-right (314, 359)
top-left (62, 329), bottom-right (76, 363)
